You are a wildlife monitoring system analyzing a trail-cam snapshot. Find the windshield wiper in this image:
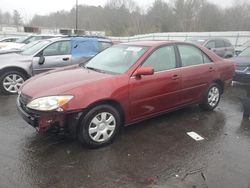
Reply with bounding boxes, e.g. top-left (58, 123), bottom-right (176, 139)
top-left (84, 66), bottom-right (107, 73)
